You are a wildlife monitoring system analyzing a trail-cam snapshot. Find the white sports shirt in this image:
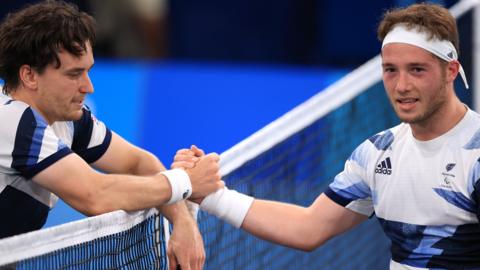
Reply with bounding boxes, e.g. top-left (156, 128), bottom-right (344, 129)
top-left (325, 108), bottom-right (480, 269)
